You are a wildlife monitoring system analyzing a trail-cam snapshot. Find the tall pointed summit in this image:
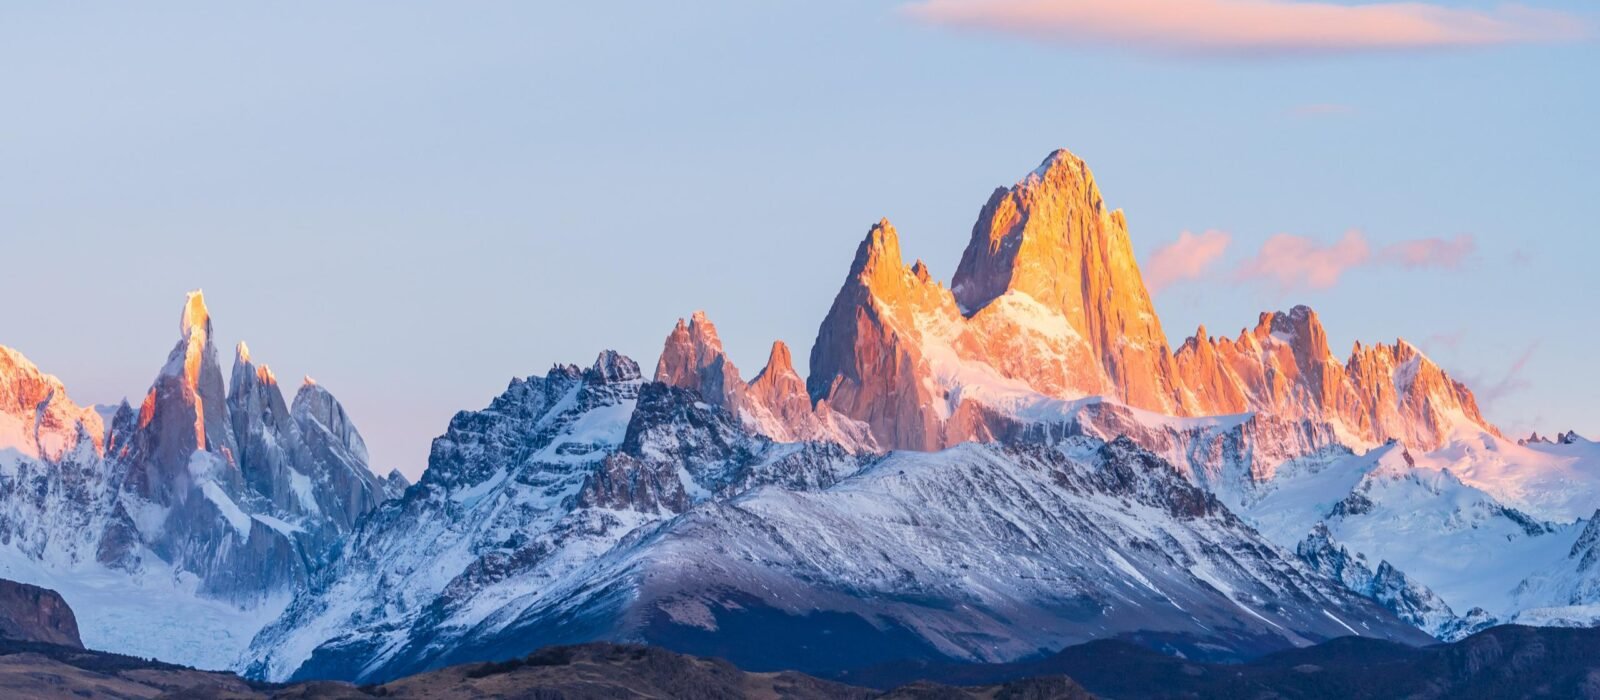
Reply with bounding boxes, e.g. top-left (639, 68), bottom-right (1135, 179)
top-left (124, 290), bottom-right (240, 504)
top-left (805, 149), bottom-right (1498, 454)
top-left (952, 149), bottom-right (1183, 414)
